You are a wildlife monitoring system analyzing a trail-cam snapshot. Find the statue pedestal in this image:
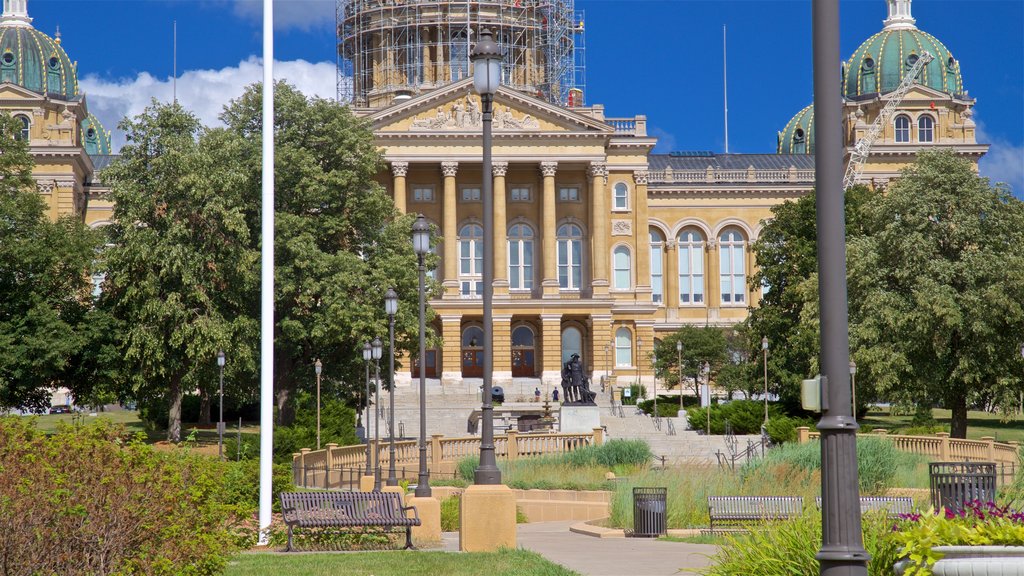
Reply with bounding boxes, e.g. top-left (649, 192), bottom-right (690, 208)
top-left (559, 404), bottom-right (601, 433)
